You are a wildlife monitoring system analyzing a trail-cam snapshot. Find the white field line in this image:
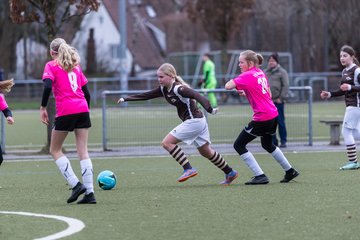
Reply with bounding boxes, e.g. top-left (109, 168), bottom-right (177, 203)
top-left (0, 211), bottom-right (85, 240)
